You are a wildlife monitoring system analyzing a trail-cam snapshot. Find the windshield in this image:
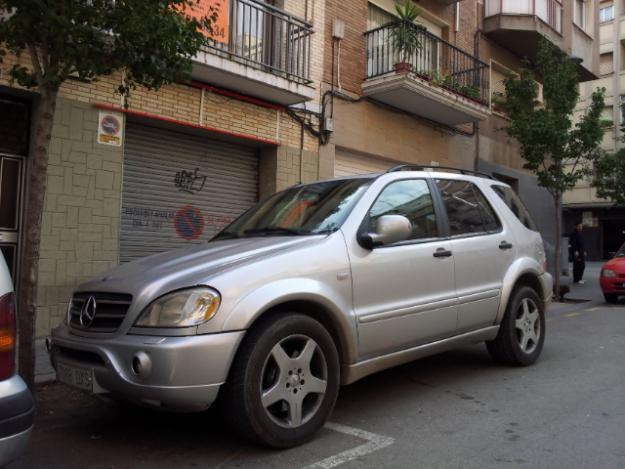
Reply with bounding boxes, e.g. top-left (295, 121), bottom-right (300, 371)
top-left (617, 243), bottom-right (625, 258)
top-left (212, 178), bottom-right (372, 240)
